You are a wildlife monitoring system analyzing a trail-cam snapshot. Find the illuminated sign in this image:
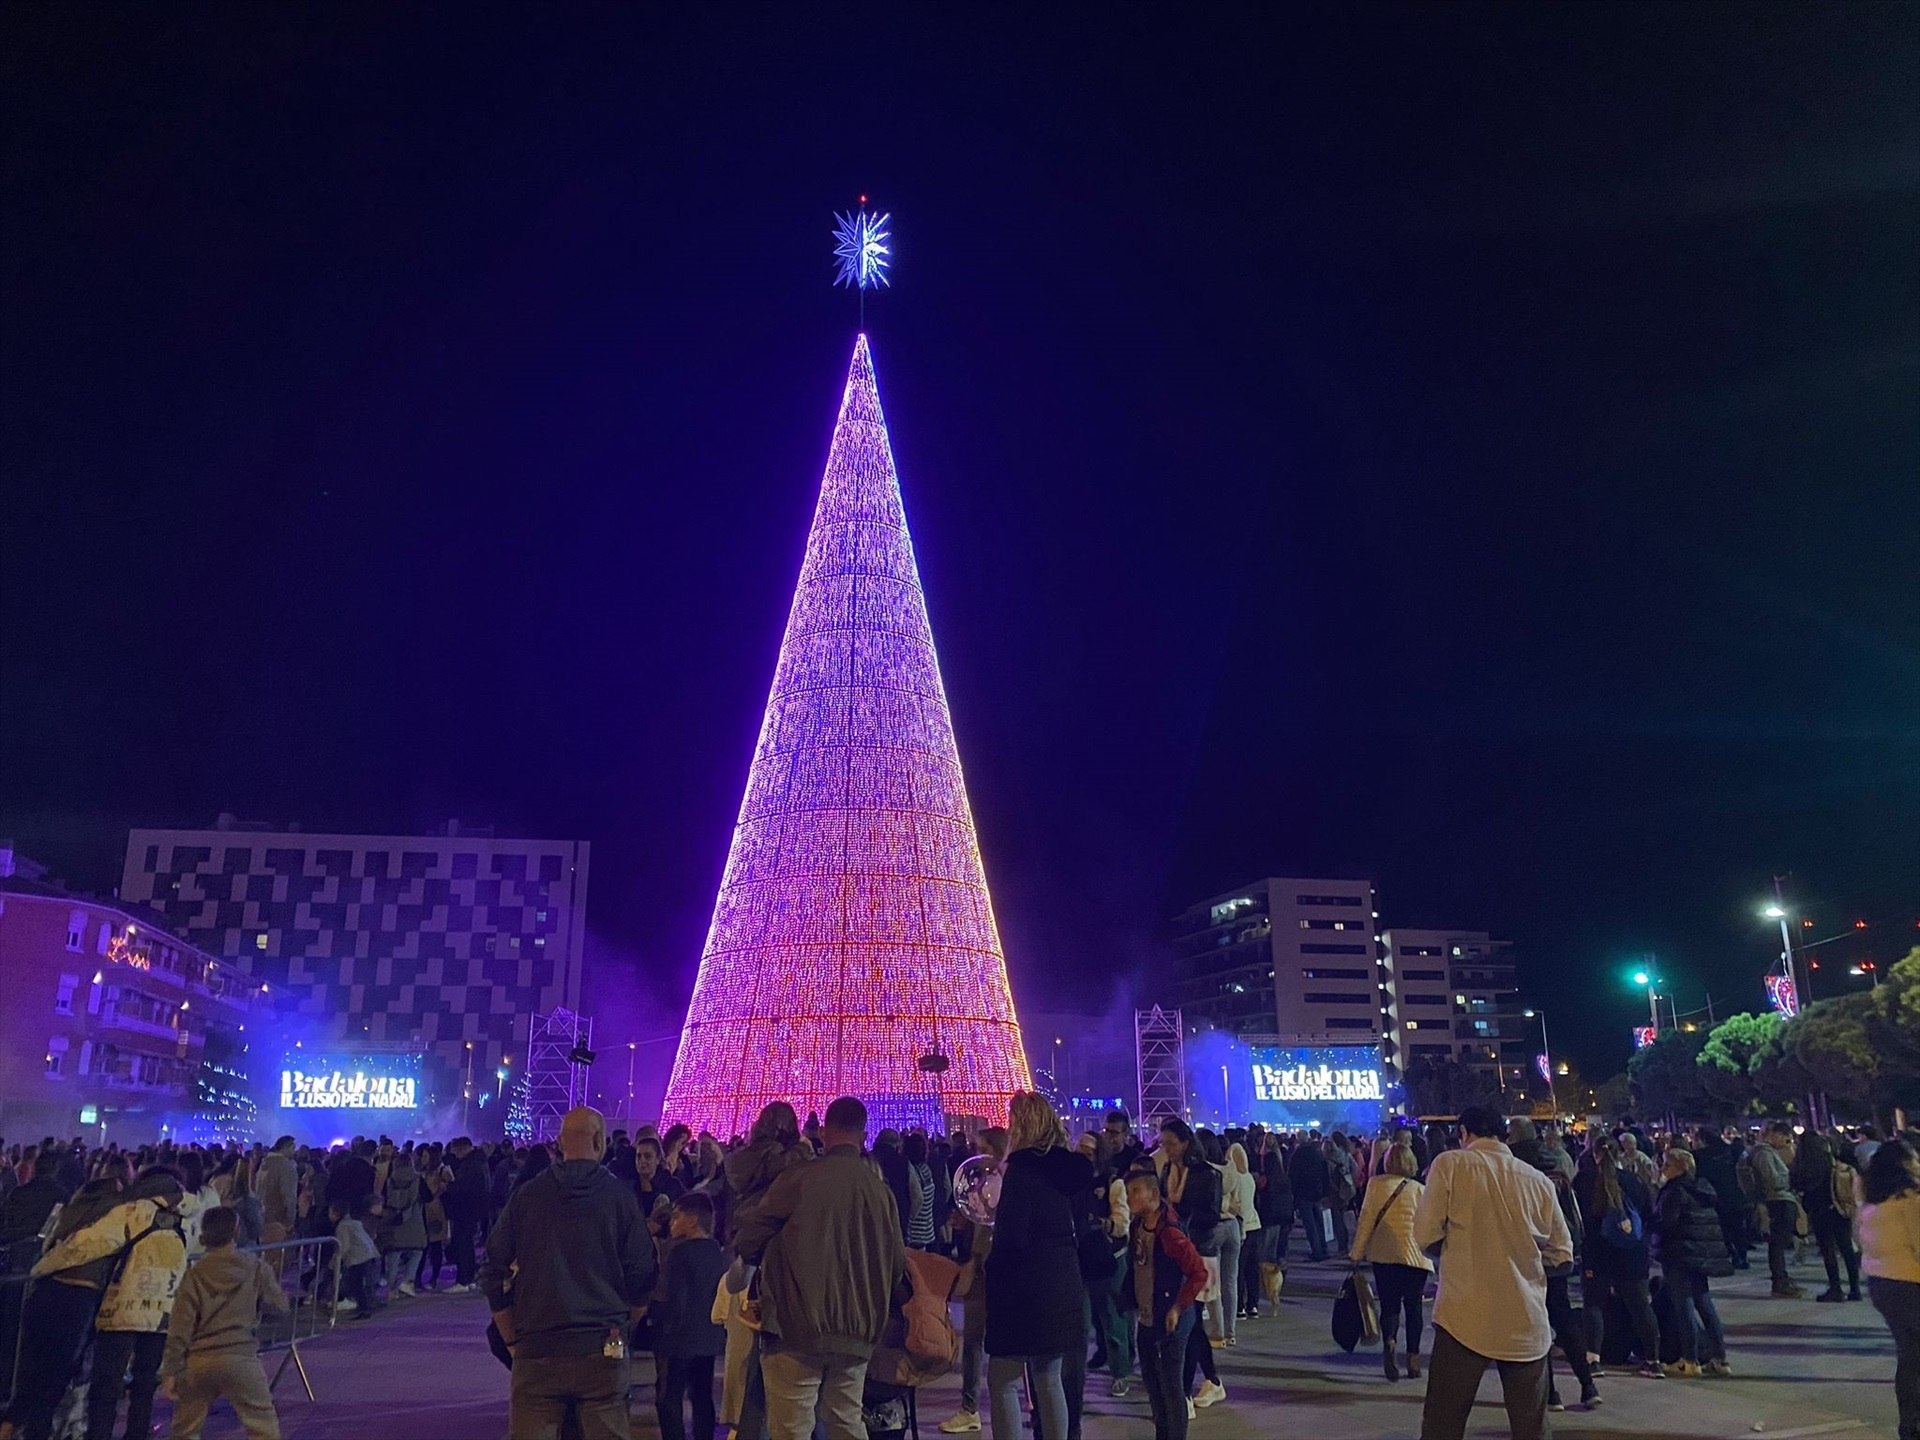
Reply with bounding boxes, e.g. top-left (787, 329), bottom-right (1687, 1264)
top-left (1252, 1061), bottom-right (1384, 1105)
top-left (279, 1056), bottom-right (420, 1111)
top-left (1242, 1044), bottom-right (1386, 1131)
top-left (1632, 1026), bottom-right (1656, 1050)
